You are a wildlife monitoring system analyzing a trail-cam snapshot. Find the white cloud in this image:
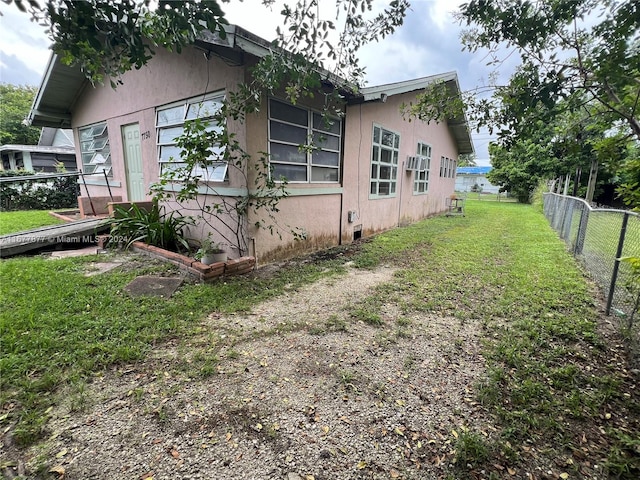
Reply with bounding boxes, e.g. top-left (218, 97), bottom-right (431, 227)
top-left (0, 7), bottom-right (51, 84)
